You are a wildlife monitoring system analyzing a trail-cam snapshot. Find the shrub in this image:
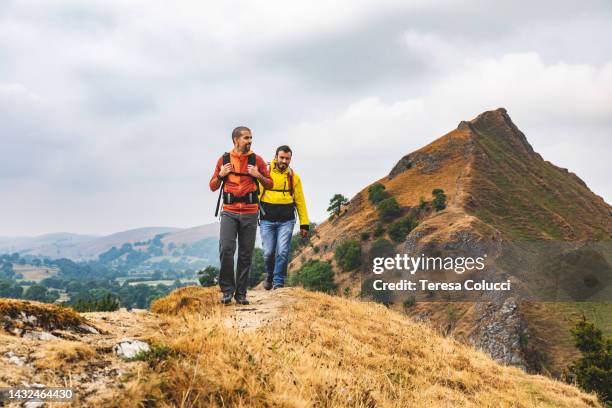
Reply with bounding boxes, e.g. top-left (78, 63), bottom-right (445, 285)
top-left (360, 232), bottom-right (370, 241)
top-left (369, 239), bottom-right (395, 259)
top-left (129, 344), bottom-right (176, 368)
top-left (289, 222), bottom-right (318, 259)
top-left (403, 296), bottom-right (416, 310)
top-left (377, 197), bottom-right (402, 222)
top-left (361, 276), bottom-right (393, 306)
top-left (419, 196), bottom-right (429, 210)
top-left (313, 246), bottom-right (320, 254)
top-left (565, 316), bottom-right (611, 403)
top-left (23, 285), bottom-right (58, 303)
top-left (373, 223), bottom-right (385, 237)
top-left (71, 292), bottom-right (120, 312)
top-left (197, 266), bottom-right (219, 287)
top-left (432, 189), bottom-right (447, 211)
top-left (388, 216), bottom-right (419, 242)
top-left (334, 240), bottom-right (362, 271)
top-left (367, 183), bottom-right (389, 204)
top-left (290, 260), bottom-right (337, 293)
